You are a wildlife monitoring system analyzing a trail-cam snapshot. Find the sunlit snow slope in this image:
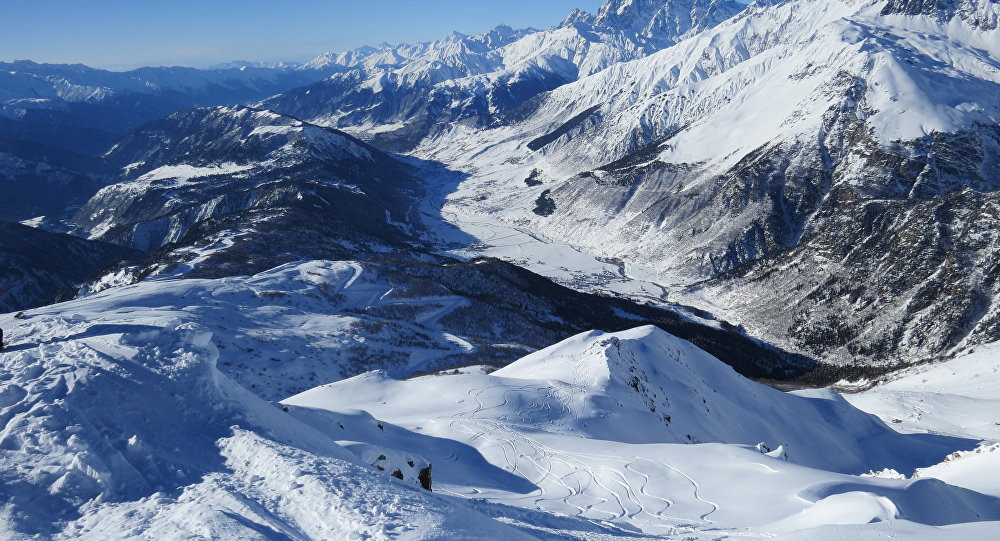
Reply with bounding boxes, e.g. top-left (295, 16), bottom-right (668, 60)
top-left (3, 263), bottom-right (999, 539)
top-left (0, 295), bottom-right (534, 540)
top-left (846, 343), bottom-right (1000, 504)
top-left (284, 326), bottom-right (1000, 538)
